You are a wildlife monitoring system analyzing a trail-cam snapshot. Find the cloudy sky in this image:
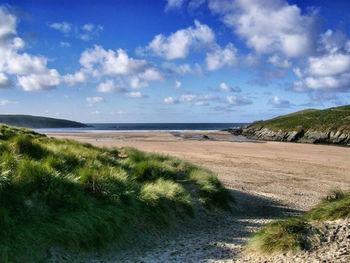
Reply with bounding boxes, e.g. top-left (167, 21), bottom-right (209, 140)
top-left (1, 0), bottom-right (350, 122)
